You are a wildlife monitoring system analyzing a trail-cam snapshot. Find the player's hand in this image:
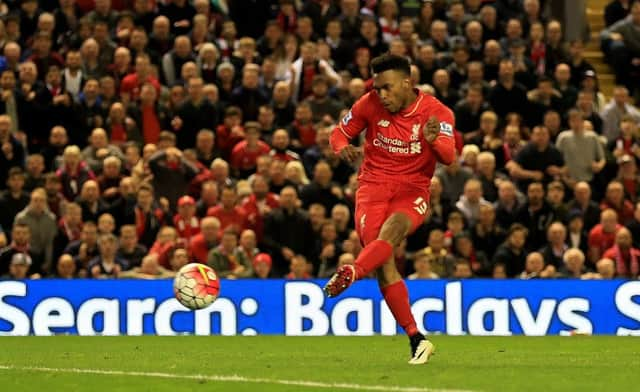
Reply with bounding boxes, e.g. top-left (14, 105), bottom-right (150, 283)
top-left (338, 145), bottom-right (362, 163)
top-left (423, 116), bottom-right (439, 144)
